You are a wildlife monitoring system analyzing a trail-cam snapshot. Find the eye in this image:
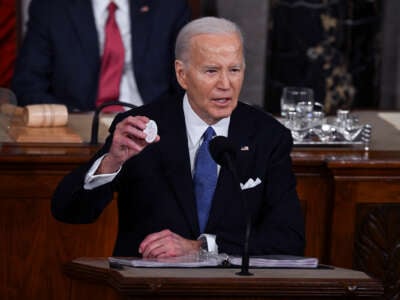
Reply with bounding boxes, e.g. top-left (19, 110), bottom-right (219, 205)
top-left (205, 69), bottom-right (217, 74)
top-left (230, 67), bottom-right (241, 73)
